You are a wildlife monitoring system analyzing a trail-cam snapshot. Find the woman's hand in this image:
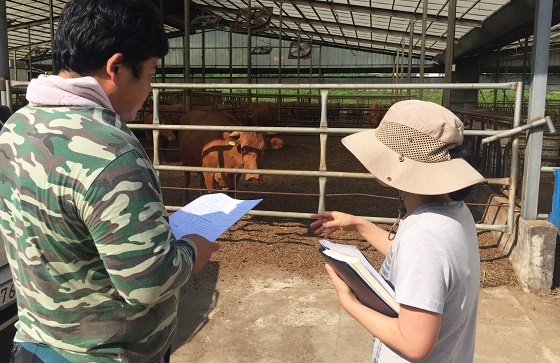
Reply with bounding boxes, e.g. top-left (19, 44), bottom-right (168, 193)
top-left (325, 264), bottom-right (358, 307)
top-left (310, 211), bottom-right (358, 238)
